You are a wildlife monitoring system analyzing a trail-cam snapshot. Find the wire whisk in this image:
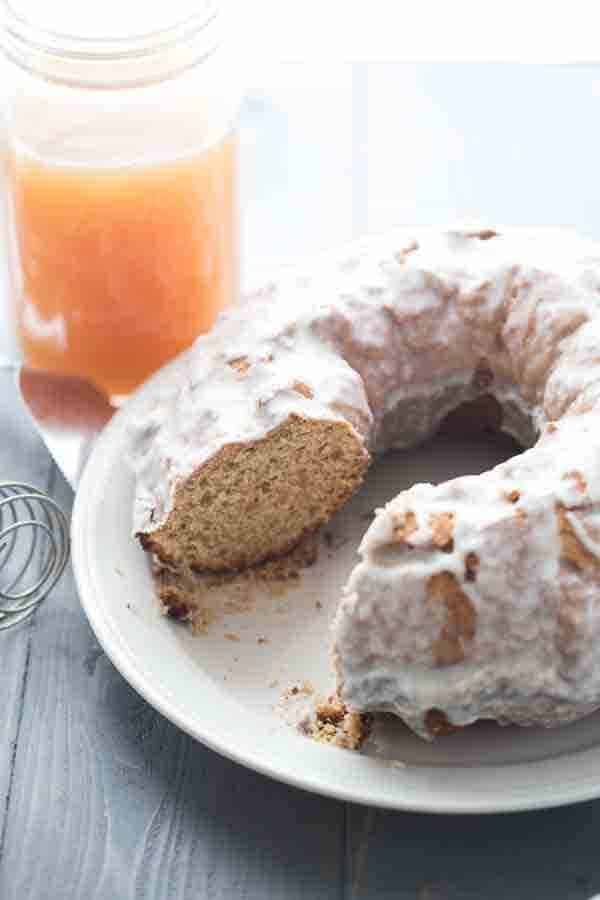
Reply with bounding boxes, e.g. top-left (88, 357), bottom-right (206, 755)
top-left (0, 482), bottom-right (70, 630)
